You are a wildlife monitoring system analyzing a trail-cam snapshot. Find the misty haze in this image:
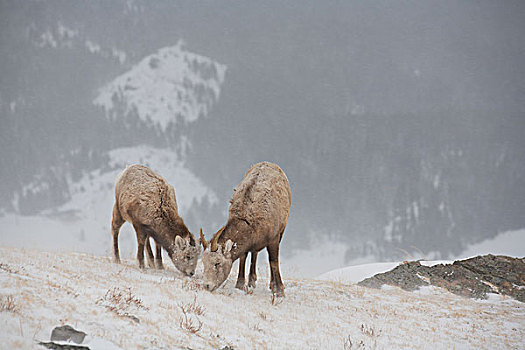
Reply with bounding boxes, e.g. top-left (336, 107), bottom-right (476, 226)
top-left (1, 1), bottom-right (525, 274)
